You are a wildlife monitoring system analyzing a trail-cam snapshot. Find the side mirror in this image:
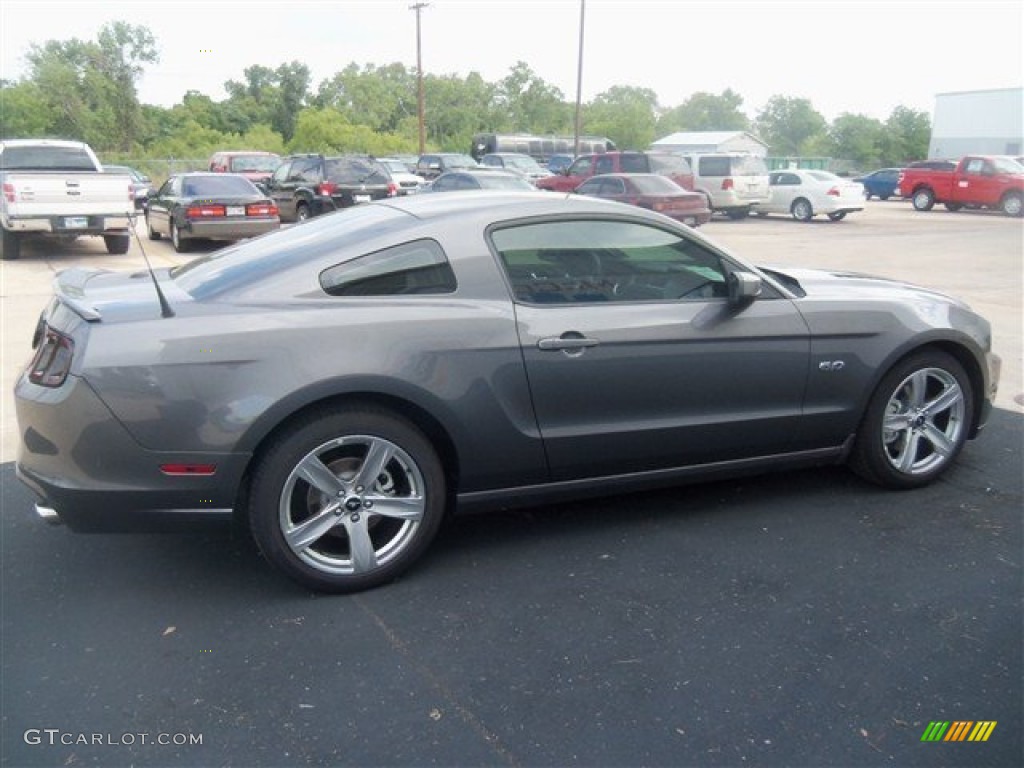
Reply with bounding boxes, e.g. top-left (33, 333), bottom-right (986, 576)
top-left (727, 271), bottom-right (762, 308)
